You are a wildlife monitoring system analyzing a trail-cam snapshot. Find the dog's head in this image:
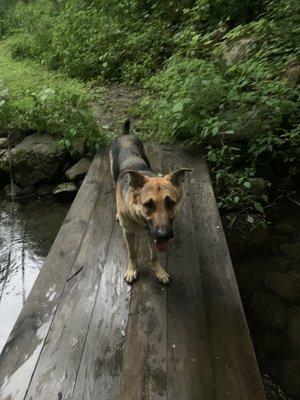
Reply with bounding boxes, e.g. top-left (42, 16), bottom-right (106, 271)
top-left (122, 168), bottom-right (191, 252)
